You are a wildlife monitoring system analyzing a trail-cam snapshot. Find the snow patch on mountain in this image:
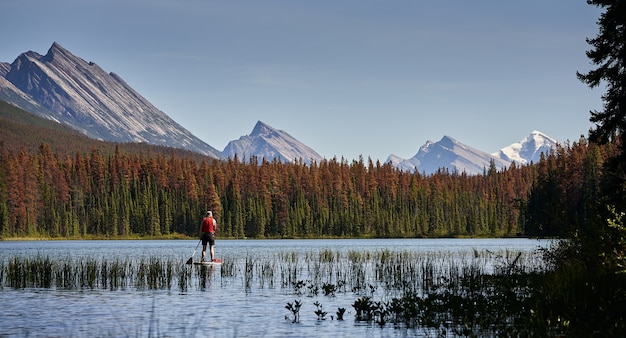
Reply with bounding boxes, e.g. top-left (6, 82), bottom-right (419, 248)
top-left (492, 130), bottom-right (557, 165)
